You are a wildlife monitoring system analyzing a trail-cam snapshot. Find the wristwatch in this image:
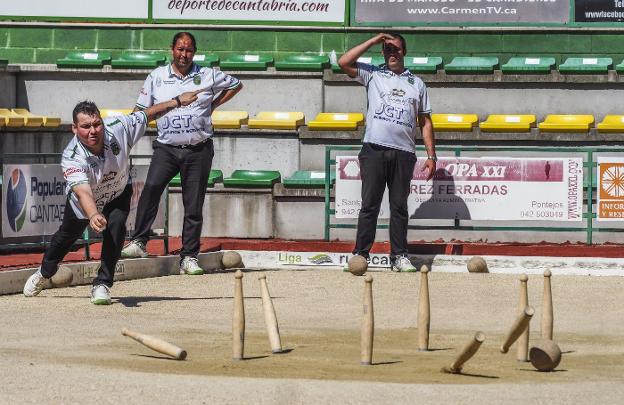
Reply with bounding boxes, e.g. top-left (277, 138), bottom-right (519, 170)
top-left (427, 155), bottom-right (438, 162)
